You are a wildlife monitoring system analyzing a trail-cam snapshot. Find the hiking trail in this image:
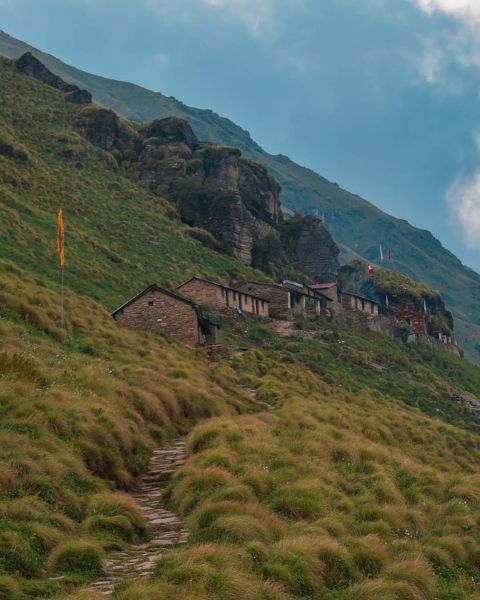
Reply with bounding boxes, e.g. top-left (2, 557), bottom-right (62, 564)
top-left (85, 439), bottom-right (188, 596)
